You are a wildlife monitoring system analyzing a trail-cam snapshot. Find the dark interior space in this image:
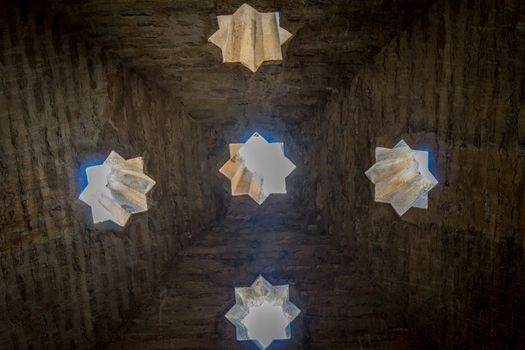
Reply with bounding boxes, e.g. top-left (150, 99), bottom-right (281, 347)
top-left (1, 0), bottom-right (524, 349)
